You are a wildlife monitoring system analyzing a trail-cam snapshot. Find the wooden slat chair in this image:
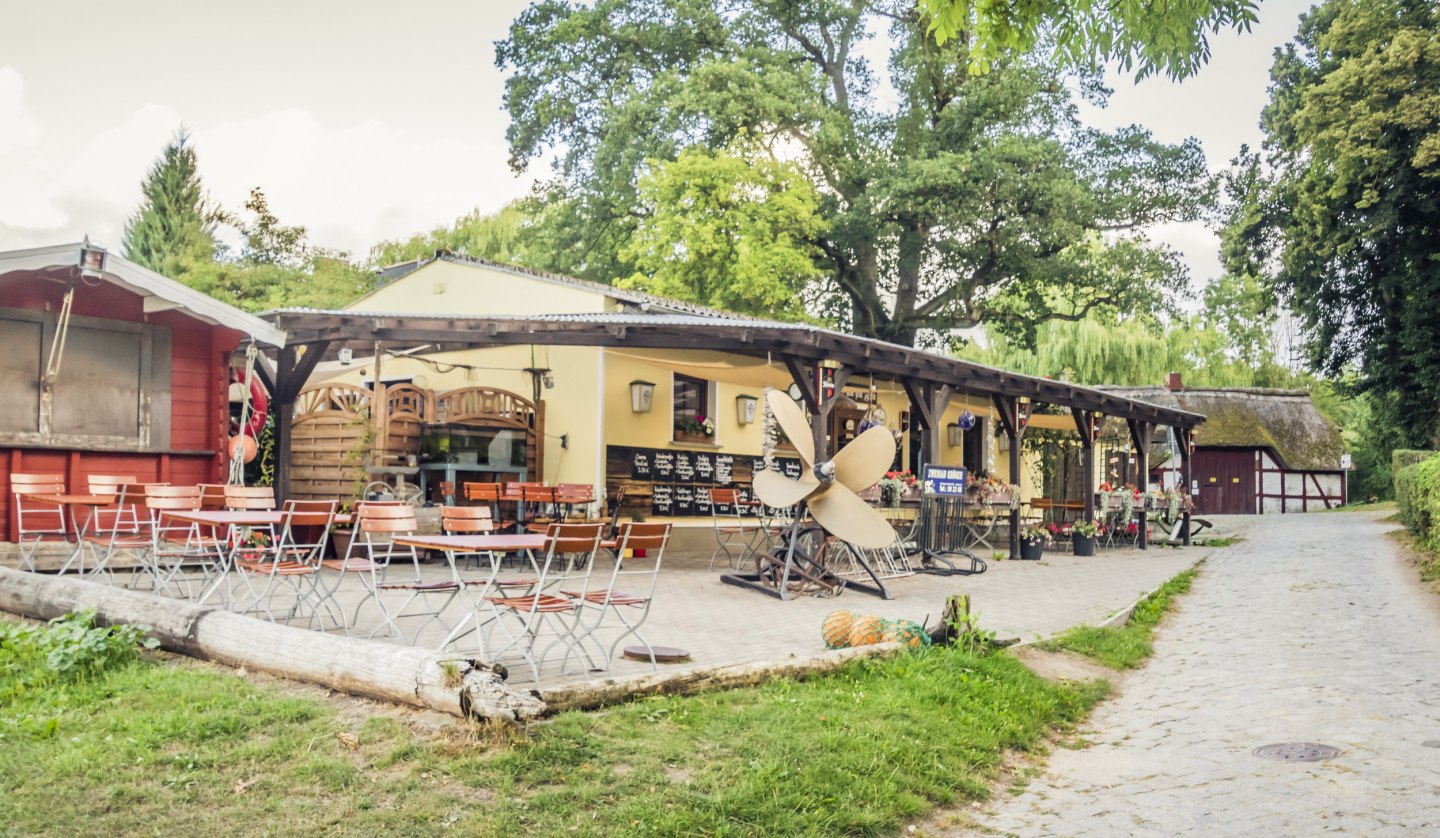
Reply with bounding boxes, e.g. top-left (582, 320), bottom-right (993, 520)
top-left (485, 522), bottom-right (604, 682)
top-left (556, 483), bottom-right (598, 522)
top-left (139, 485), bottom-right (213, 598)
top-left (440, 506), bottom-right (538, 591)
top-left (322, 504), bottom-right (459, 645)
top-left (76, 482), bottom-right (156, 580)
top-left (88, 475), bottom-right (144, 536)
top-left (198, 484), bottom-right (229, 510)
top-left (520, 484), bottom-right (560, 534)
top-left (462, 482), bottom-right (514, 531)
top-left (233, 500), bottom-right (338, 627)
top-left (564, 522), bottom-right (672, 673)
top-left (11, 473), bottom-right (68, 572)
top-left (224, 485), bottom-right (276, 511)
top-left (707, 487), bottom-right (764, 571)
